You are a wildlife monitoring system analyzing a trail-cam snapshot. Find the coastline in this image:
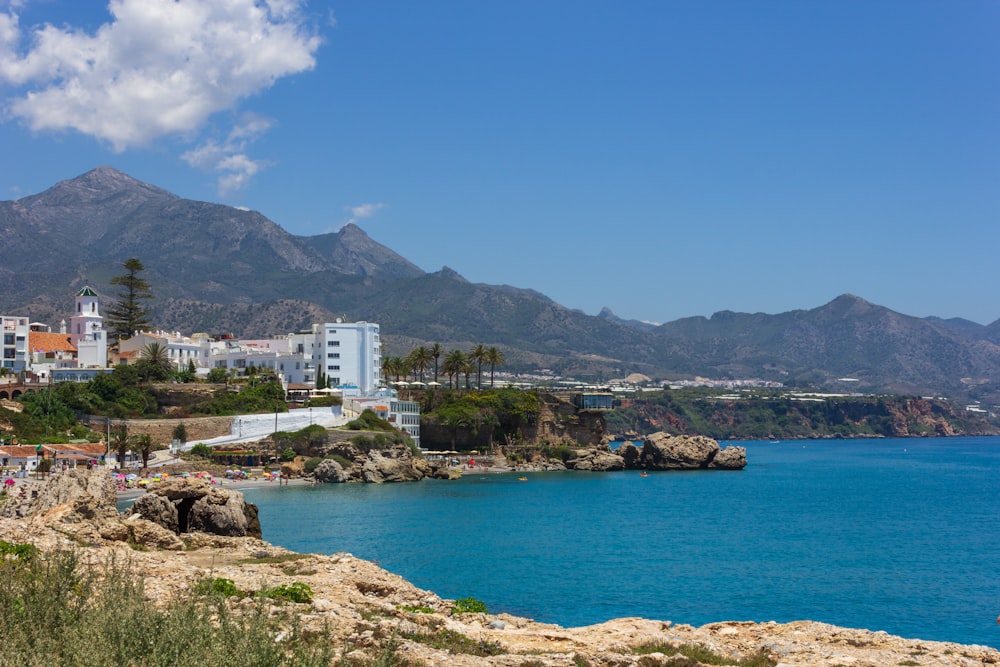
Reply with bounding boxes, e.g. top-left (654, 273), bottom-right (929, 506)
top-left (3, 468), bottom-right (999, 665)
